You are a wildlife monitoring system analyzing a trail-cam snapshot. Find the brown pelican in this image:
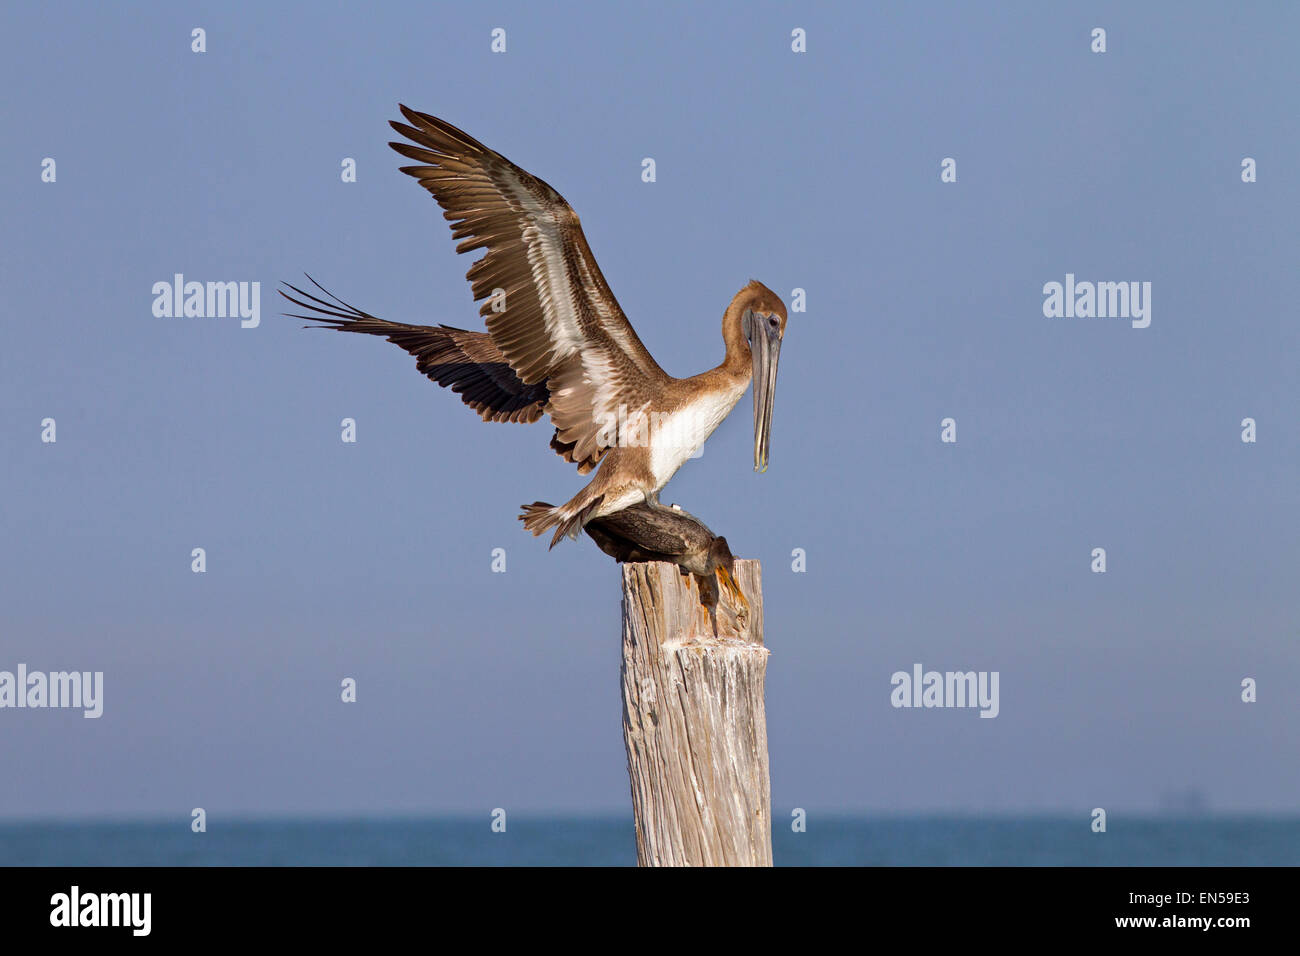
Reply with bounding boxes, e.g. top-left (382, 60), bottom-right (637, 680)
top-left (581, 502), bottom-right (747, 612)
top-left (283, 106), bottom-right (787, 546)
